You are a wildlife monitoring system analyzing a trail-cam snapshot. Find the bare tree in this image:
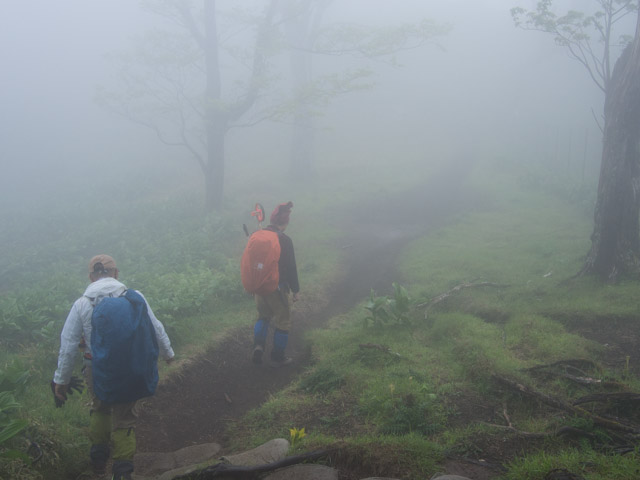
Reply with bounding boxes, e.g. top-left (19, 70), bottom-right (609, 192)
top-left (99, 0), bottom-right (278, 210)
top-left (512, 0), bottom-right (636, 94)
